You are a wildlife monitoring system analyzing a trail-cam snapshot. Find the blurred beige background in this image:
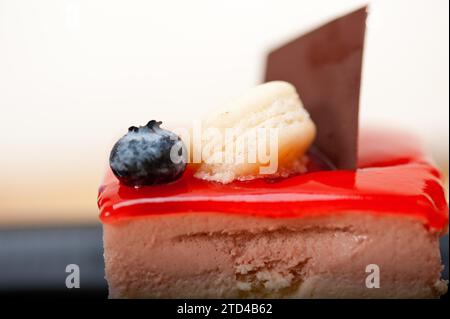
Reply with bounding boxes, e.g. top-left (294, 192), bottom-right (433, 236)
top-left (0, 0), bottom-right (448, 225)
